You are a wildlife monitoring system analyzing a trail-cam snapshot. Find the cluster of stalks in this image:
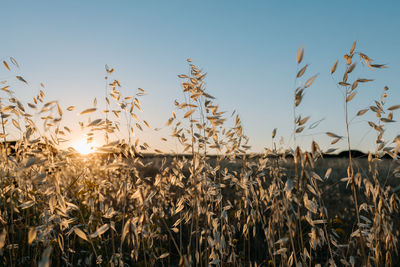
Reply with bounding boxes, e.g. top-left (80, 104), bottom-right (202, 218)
top-left (0, 42), bottom-right (399, 266)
